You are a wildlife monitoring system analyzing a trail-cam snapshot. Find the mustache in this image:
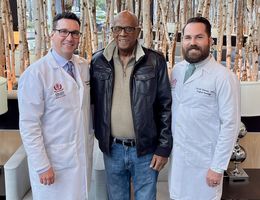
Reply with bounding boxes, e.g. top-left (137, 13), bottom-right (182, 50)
top-left (187, 45), bottom-right (201, 51)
